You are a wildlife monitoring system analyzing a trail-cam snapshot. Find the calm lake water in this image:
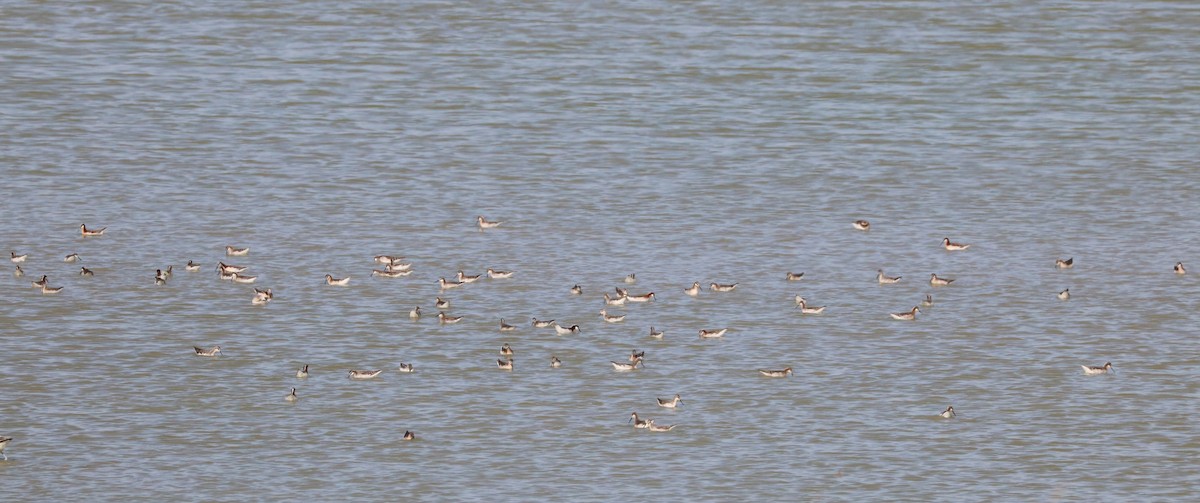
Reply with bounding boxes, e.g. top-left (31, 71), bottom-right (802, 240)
top-left (2, 0), bottom-right (1199, 500)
